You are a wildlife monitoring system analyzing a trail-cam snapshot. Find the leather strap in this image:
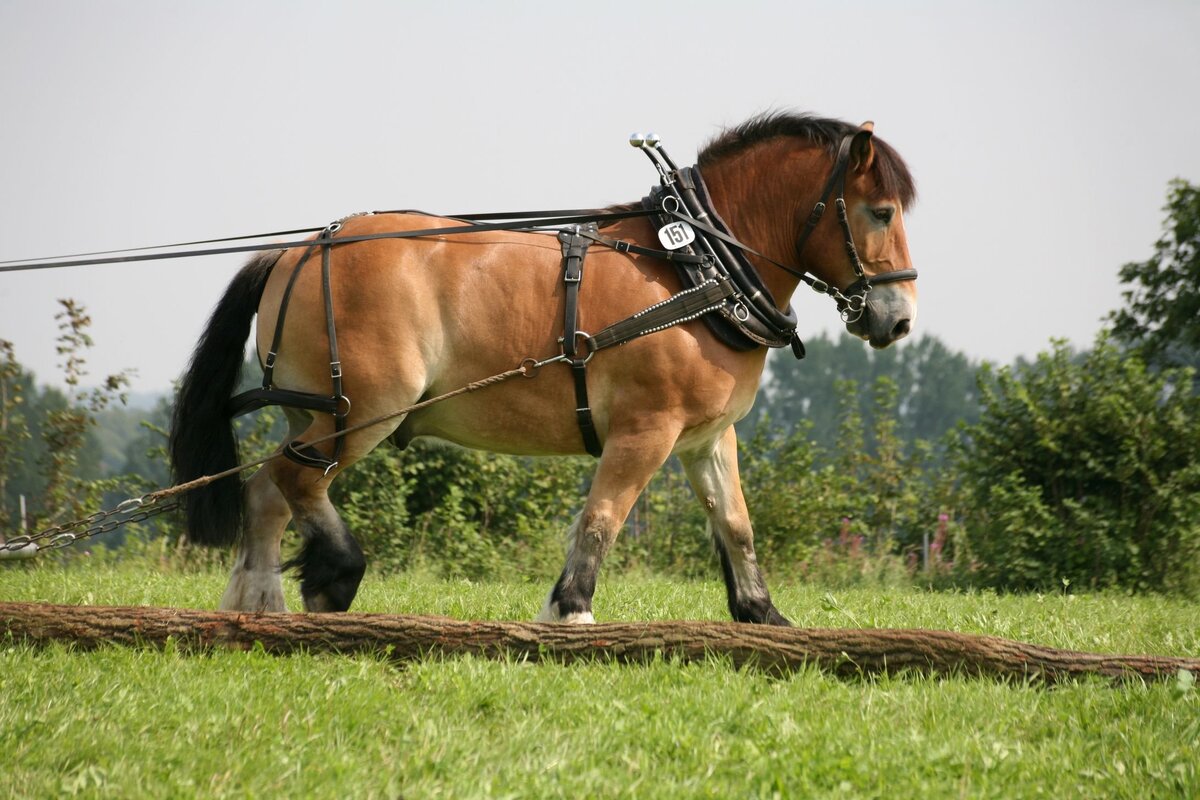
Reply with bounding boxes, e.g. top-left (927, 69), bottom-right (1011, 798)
top-left (228, 387), bottom-right (339, 418)
top-left (320, 231), bottom-right (348, 469)
top-left (576, 229), bottom-right (709, 265)
top-left (254, 224), bottom-right (350, 473)
top-left (1, 210), bottom-right (659, 274)
top-left (262, 240), bottom-right (321, 389)
top-left (558, 226), bottom-right (603, 458)
top-left (590, 277), bottom-right (737, 351)
top-left (283, 441), bottom-right (341, 472)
